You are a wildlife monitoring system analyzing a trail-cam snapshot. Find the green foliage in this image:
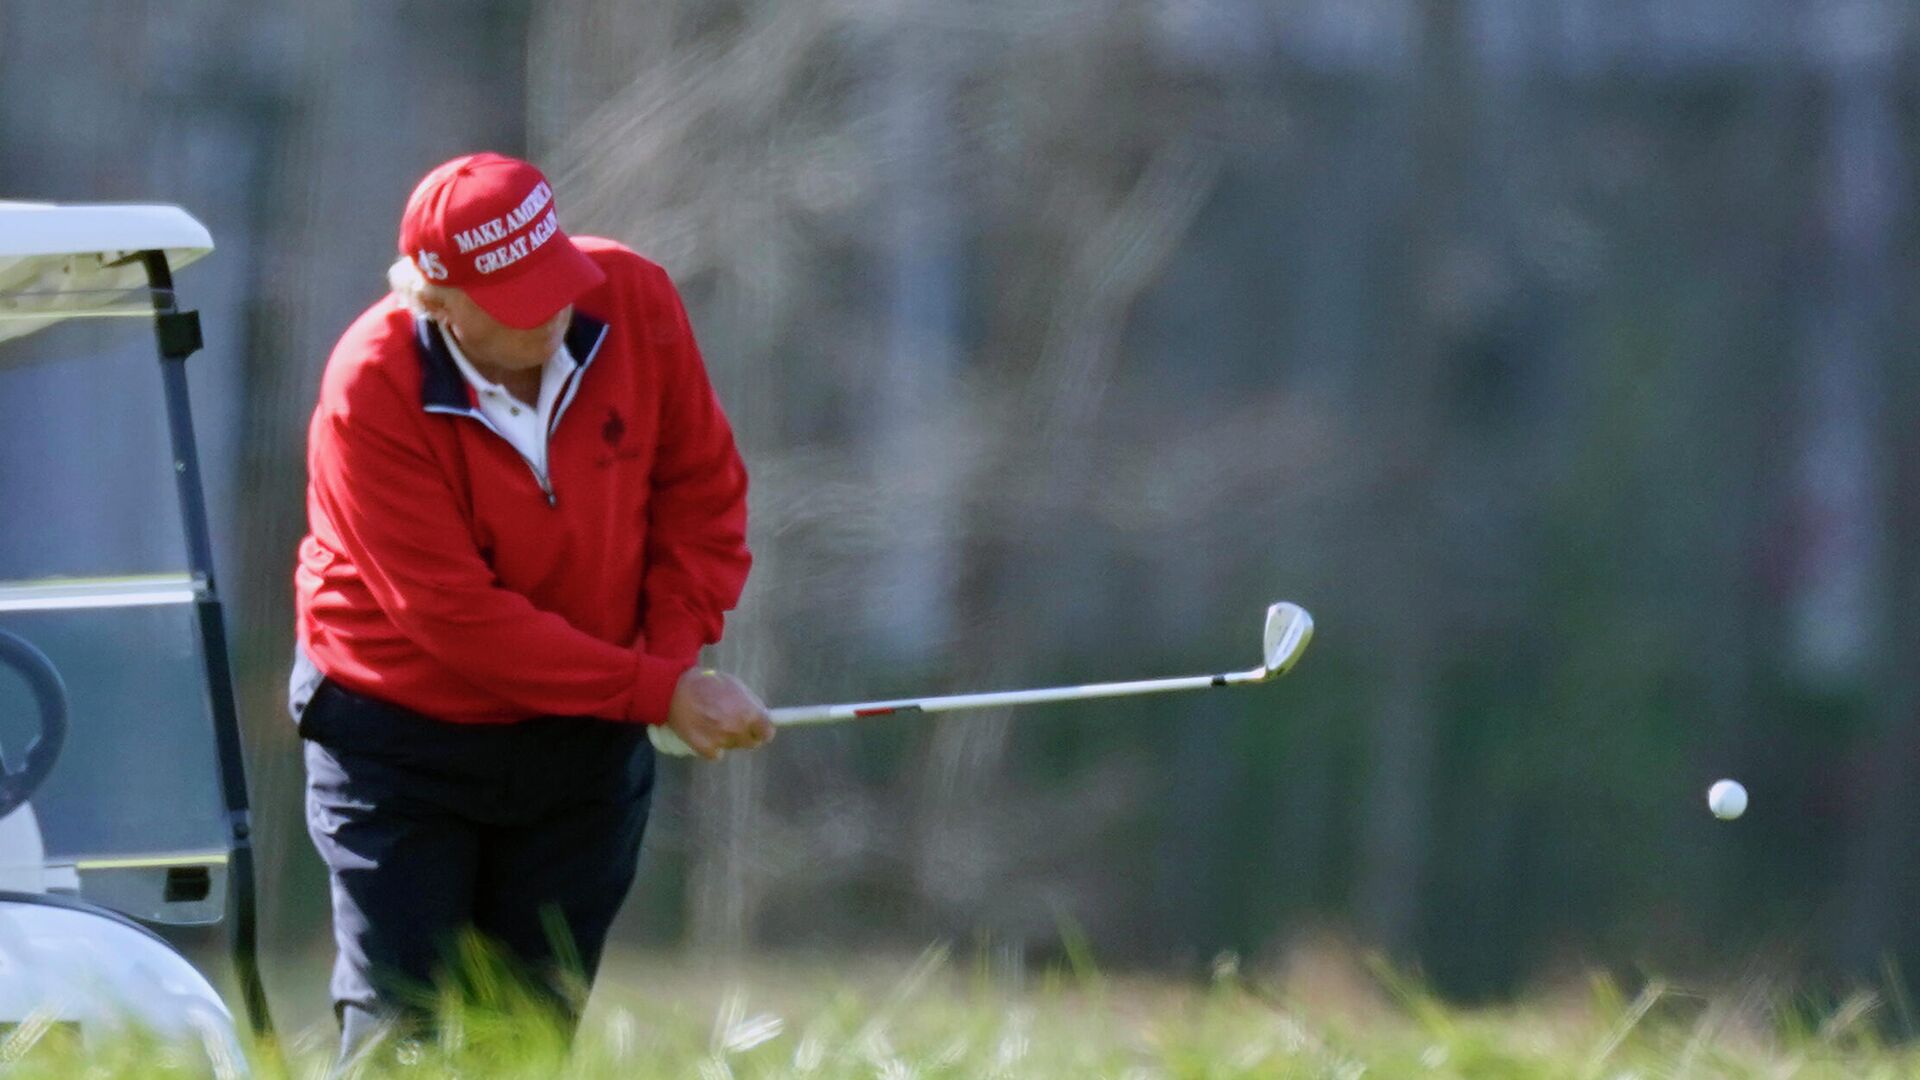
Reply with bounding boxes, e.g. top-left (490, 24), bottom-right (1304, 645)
top-left (12, 953), bottom-right (1920, 1079)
